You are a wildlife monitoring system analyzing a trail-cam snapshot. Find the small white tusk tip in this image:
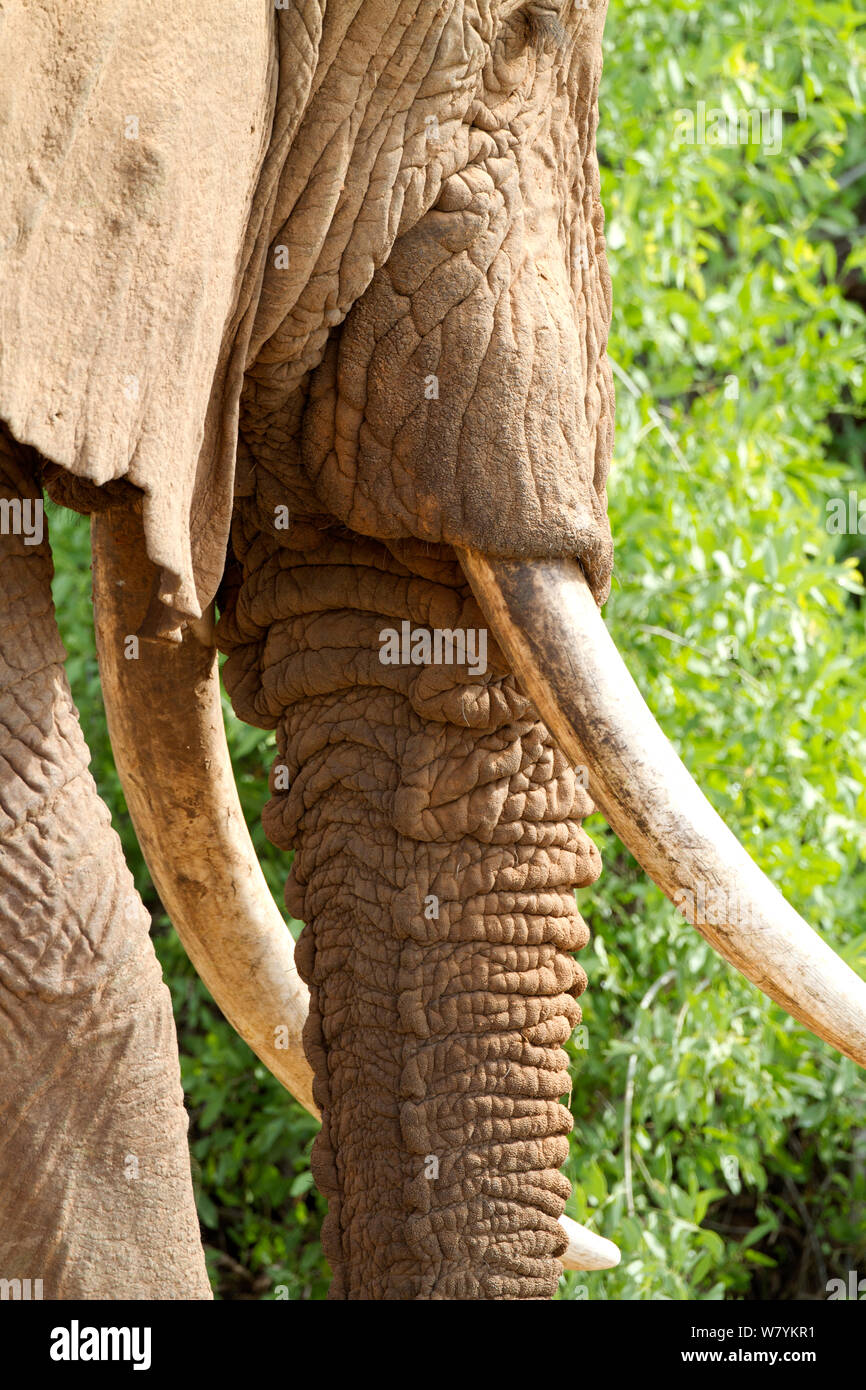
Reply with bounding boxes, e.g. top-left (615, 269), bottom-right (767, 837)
top-left (558, 1214), bottom-right (621, 1271)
